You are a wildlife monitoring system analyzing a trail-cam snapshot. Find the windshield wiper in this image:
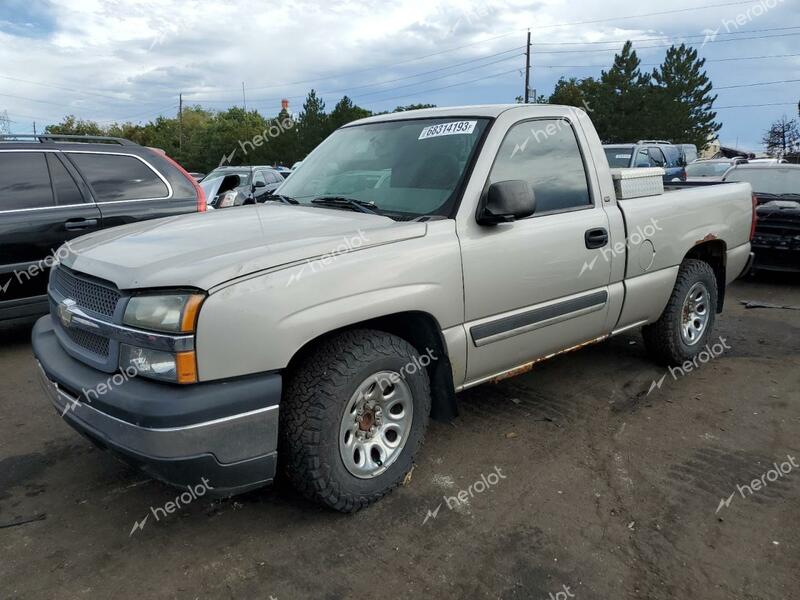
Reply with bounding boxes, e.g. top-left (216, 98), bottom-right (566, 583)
top-left (268, 194), bottom-right (299, 205)
top-left (311, 196), bottom-right (379, 215)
